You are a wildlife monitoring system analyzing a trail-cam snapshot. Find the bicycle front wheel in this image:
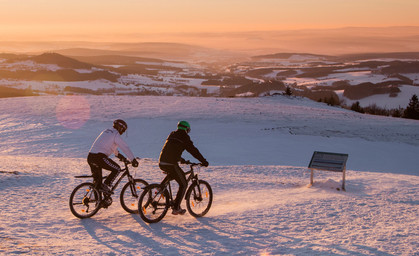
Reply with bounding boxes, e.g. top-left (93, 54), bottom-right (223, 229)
top-left (69, 182), bottom-right (101, 219)
top-left (120, 178), bottom-right (148, 214)
top-left (186, 180), bottom-right (213, 217)
top-left (138, 184), bottom-right (169, 223)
